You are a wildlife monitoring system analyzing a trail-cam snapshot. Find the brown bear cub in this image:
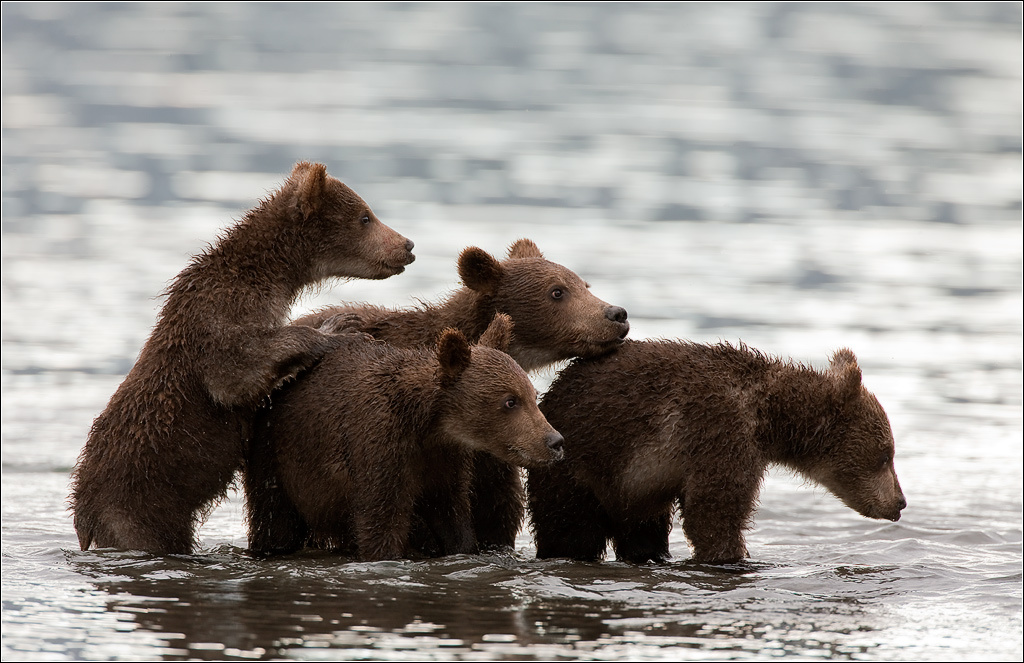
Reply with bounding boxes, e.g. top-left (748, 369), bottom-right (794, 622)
top-left (70, 162), bottom-right (415, 554)
top-left (292, 239), bottom-right (629, 373)
top-left (528, 340), bottom-right (907, 564)
top-left (273, 238), bottom-right (629, 551)
top-left (249, 314), bottom-right (565, 561)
